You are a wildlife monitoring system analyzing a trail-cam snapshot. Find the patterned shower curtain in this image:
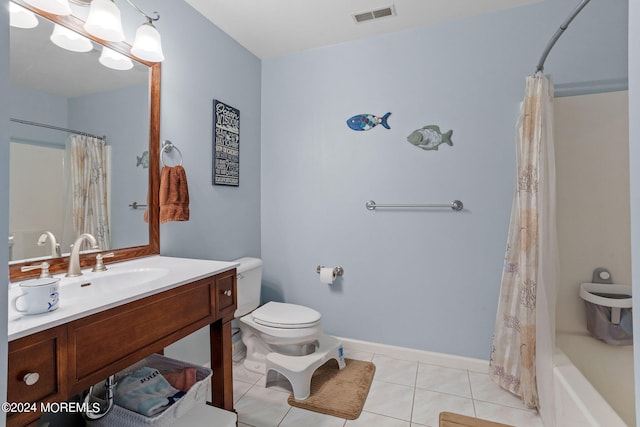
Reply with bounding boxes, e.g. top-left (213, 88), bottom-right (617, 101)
top-left (67, 134), bottom-right (111, 250)
top-left (489, 75), bottom-right (557, 423)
